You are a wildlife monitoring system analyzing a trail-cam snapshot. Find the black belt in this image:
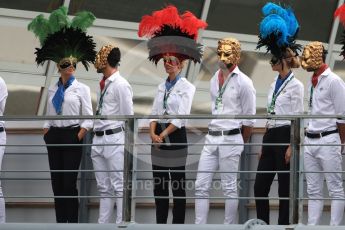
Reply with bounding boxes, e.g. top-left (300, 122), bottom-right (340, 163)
top-left (94, 127), bottom-right (124, 136)
top-left (305, 129), bottom-right (338, 138)
top-left (50, 124), bottom-right (80, 130)
top-left (208, 128), bottom-right (241, 136)
top-left (0, 127), bottom-right (4, 132)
